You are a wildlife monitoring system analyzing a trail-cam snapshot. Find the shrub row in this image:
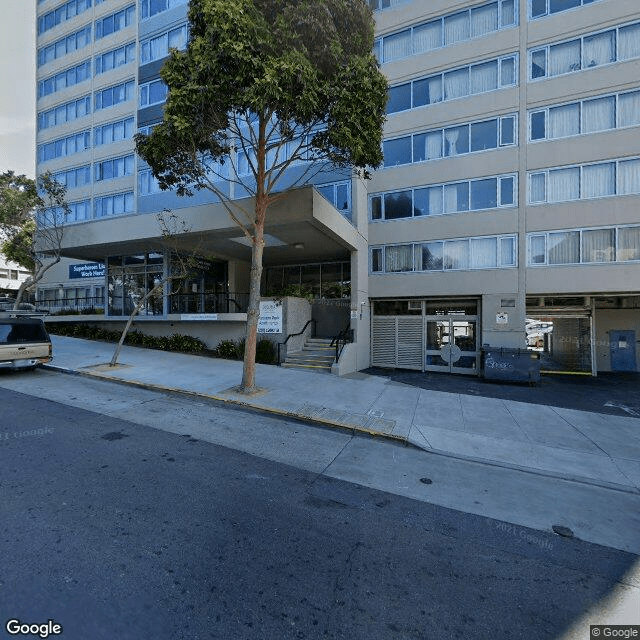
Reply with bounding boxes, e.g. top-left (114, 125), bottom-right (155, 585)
top-left (47, 323), bottom-right (276, 363)
top-left (47, 323), bottom-right (206, 353)
top-left (215, 338), bottom-right (276, 364)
